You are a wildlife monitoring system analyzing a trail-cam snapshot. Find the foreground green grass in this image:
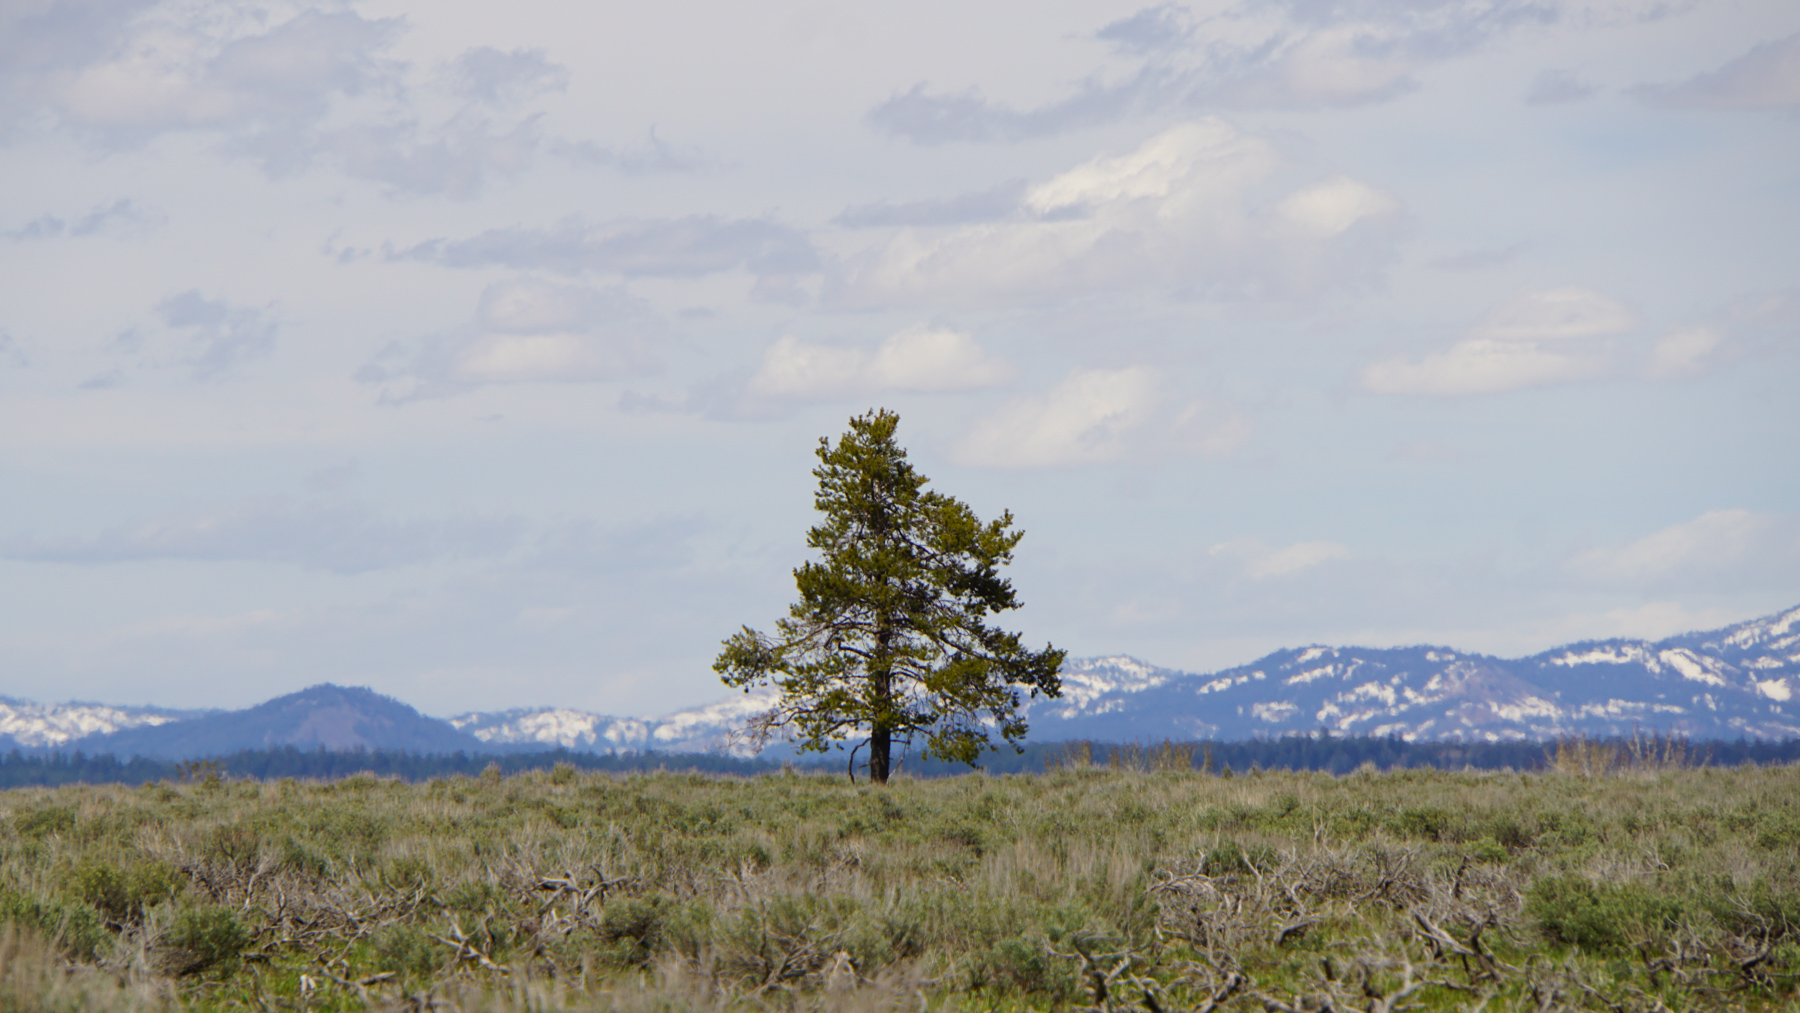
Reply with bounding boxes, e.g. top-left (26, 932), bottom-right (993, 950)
top-left (1, 762), bottom-right (1797, 1011)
